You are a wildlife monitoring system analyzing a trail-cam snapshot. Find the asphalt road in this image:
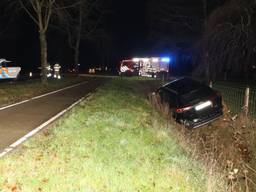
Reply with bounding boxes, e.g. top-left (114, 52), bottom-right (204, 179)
top-left (0, 78), bottom-right (105, 153)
